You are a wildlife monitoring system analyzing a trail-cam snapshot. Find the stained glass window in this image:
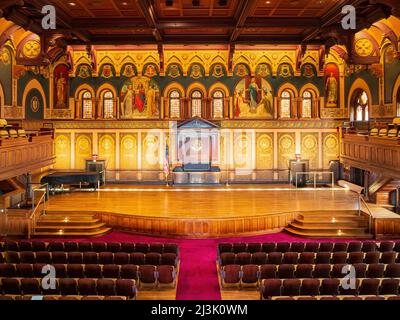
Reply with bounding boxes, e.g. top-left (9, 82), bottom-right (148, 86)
top-left (302, 90), bottom-right (312, 118)
top-left (169, 90), bottom-right (181, 118)
top-left (191, 90), bottom-right (202, 117)
top-left (82, 91), bottom-right (93, 119)
top-left (103, 91), bottom-right (114, 119)
top-left (280, 90), bottom-right (291, 118)
top-left (212, 90), bottom-right (224, 118)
